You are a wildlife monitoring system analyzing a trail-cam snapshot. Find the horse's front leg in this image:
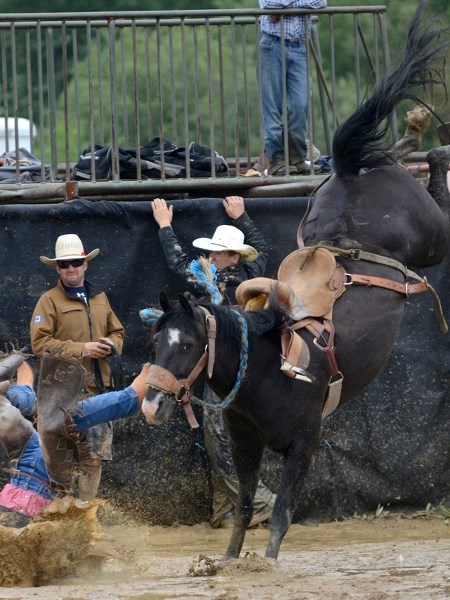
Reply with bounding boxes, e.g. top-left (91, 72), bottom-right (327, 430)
top-left (223, 438), bottom-right (263, 560)
top-left (265, 436), bottom-right (318, 560)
